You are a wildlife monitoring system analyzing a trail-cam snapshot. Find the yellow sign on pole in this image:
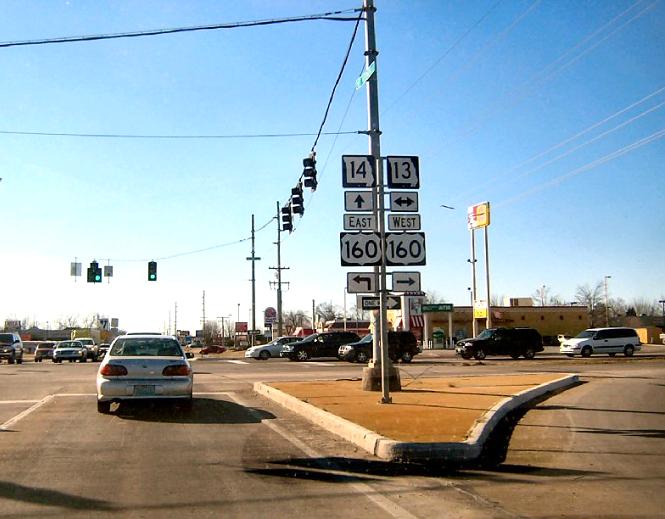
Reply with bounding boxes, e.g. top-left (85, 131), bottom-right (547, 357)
top-left (467, 202), bottom-right (490, 229)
